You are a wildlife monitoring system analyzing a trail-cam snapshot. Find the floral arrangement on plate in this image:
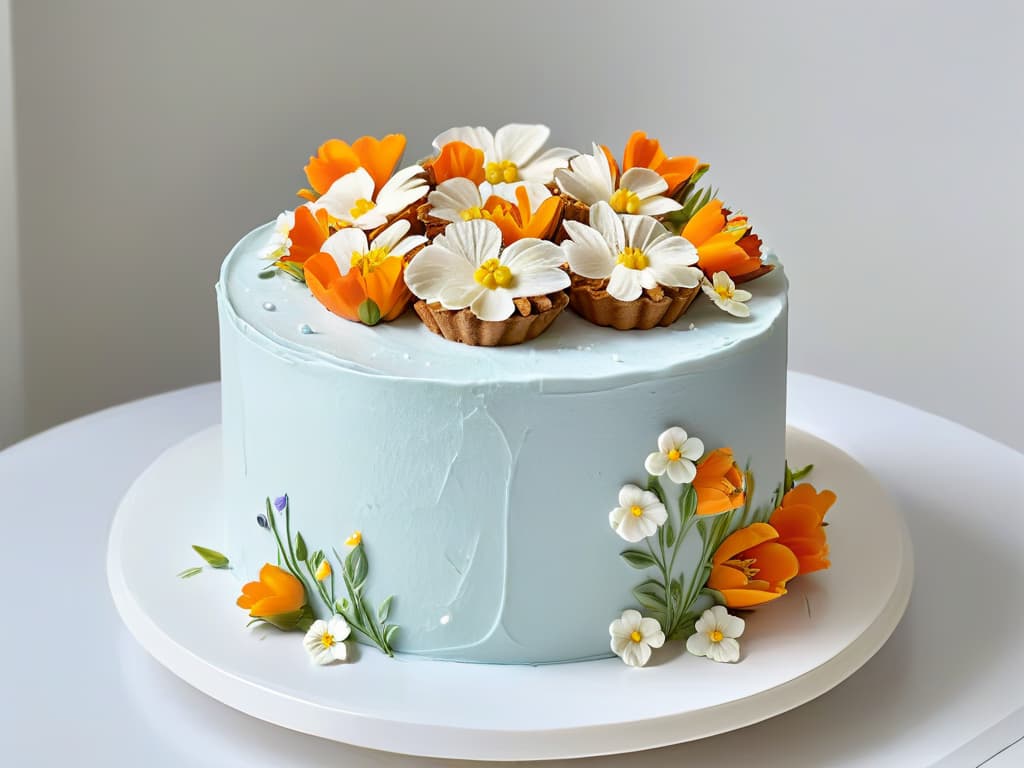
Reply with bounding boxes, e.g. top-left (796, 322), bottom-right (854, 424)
top-left (606, 425), bottom-right (836, 667)
top-left (259, 124), bottom-right (776, 343)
